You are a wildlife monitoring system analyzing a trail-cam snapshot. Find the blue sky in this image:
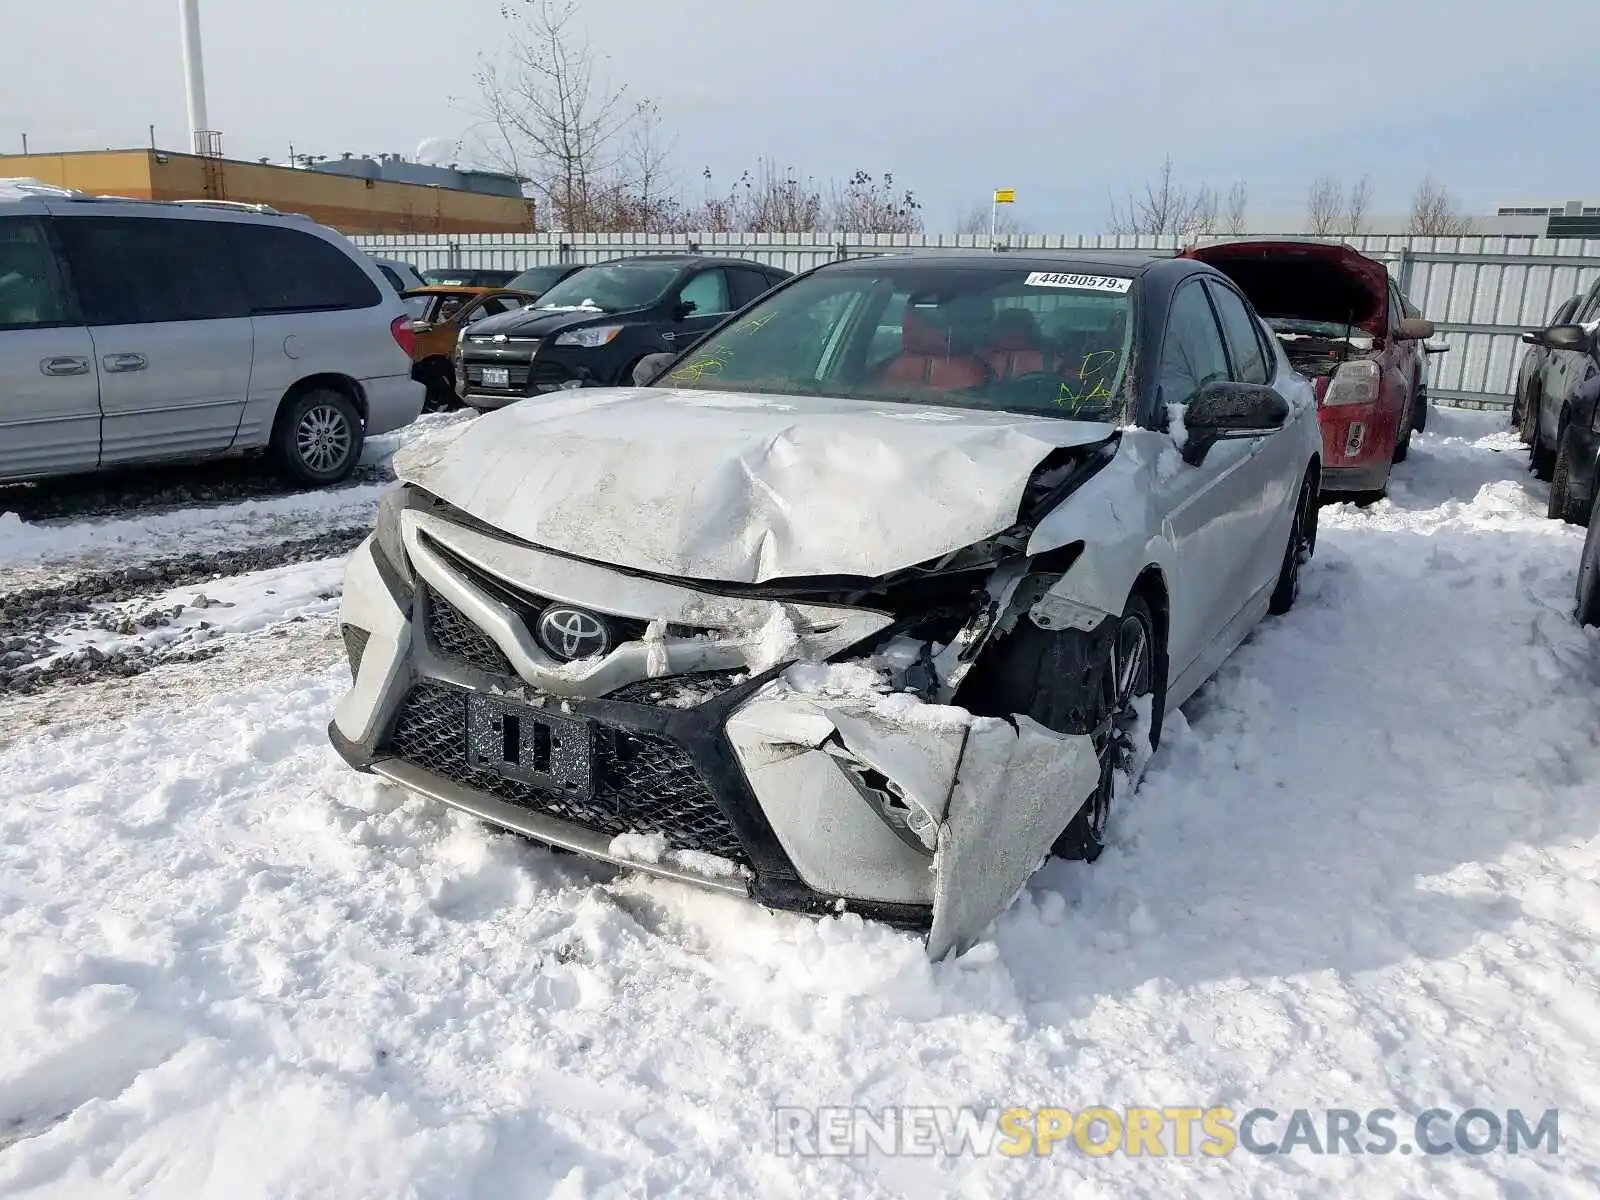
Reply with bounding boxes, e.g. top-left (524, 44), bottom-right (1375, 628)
top-left (3, 0), bottom-right (1596, 229)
